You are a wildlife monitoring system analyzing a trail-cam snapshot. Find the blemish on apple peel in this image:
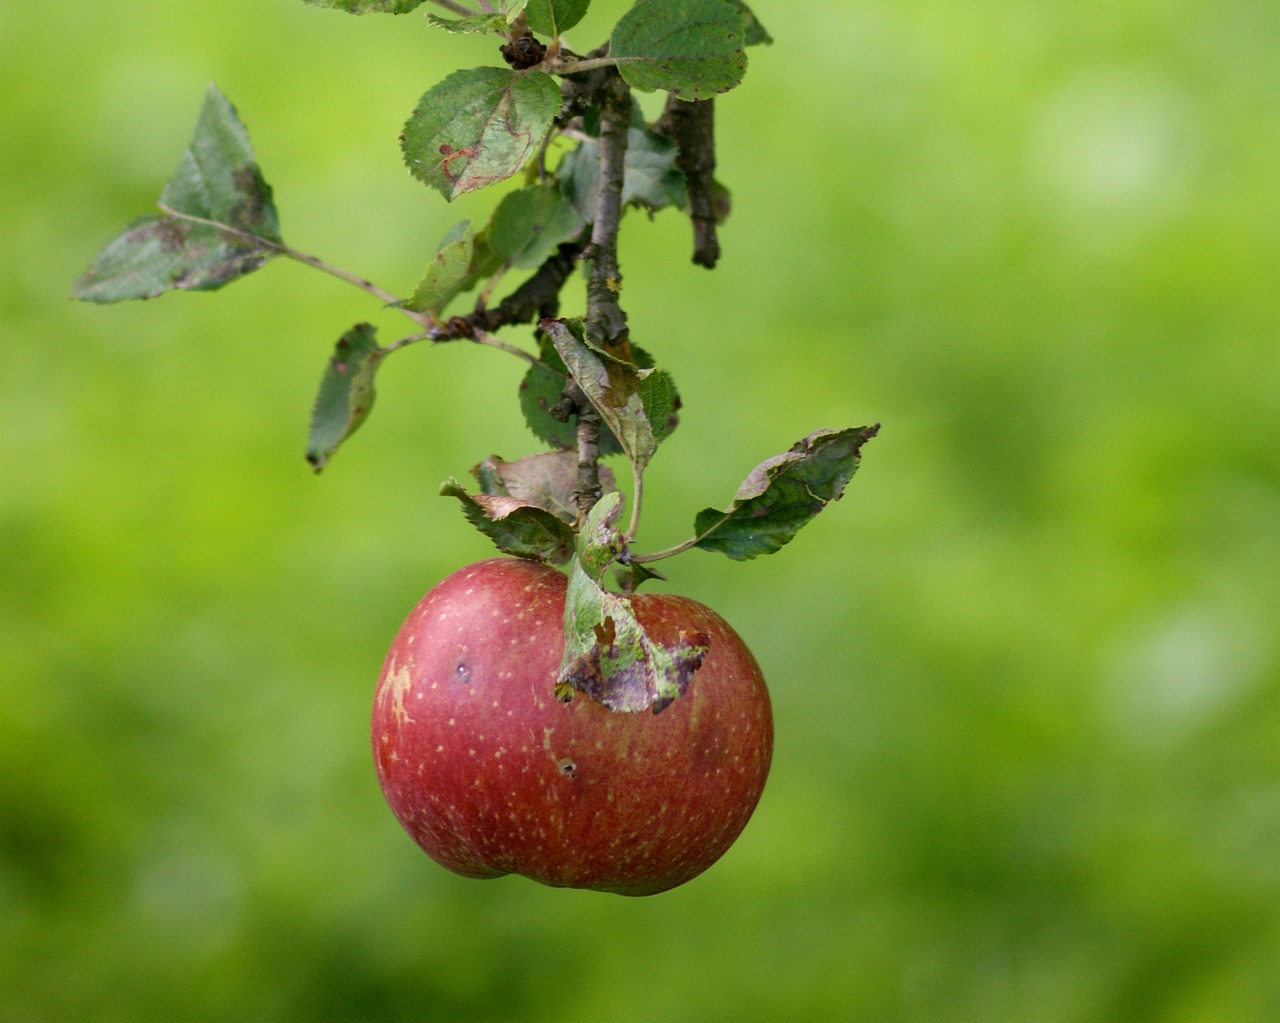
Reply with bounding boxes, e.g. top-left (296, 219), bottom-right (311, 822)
top-left (385, 664), bottom-right (416, 726)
